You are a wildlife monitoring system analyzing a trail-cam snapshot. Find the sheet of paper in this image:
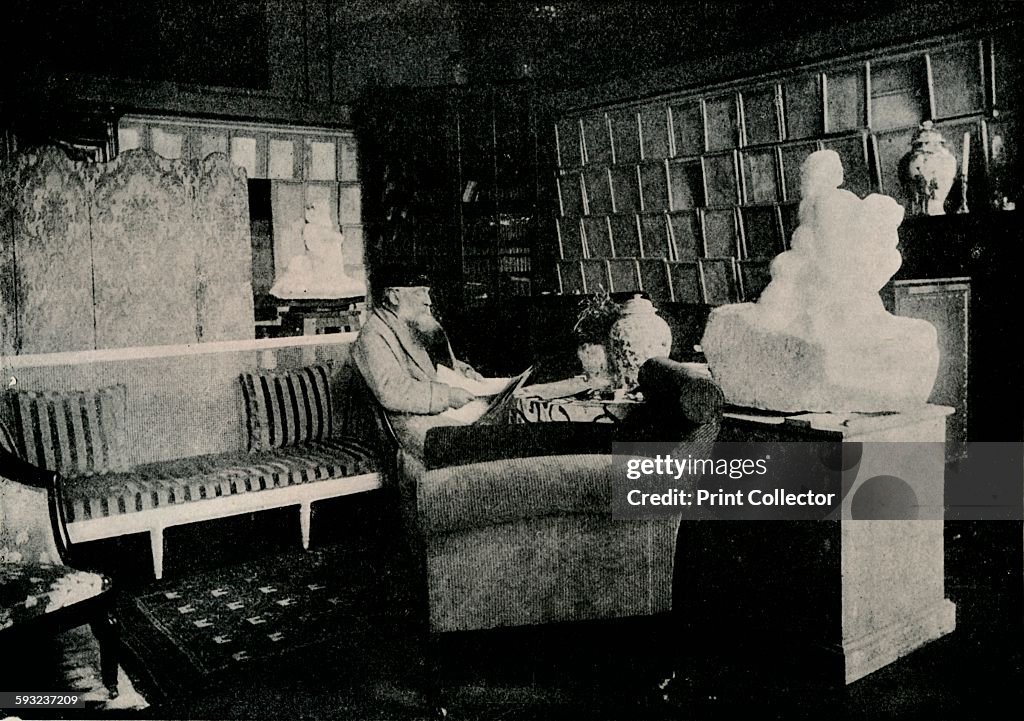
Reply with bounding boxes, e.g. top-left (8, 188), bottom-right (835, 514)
top-left (436, 364), bottom-right (512, 397)
top-left (518, 375), bottom-right (593, 400)
top-left (439, 398), bottom-right (489, 424)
